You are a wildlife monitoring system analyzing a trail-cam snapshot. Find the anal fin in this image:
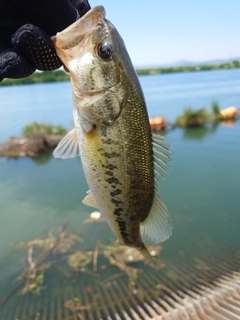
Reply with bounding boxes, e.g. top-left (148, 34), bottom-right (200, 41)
top-left (140, 191), bottom-right (172, 245)
top-left (82, 190), bottom-right (98, 209)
